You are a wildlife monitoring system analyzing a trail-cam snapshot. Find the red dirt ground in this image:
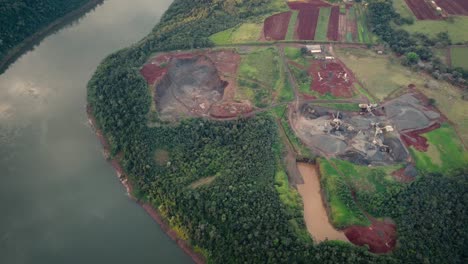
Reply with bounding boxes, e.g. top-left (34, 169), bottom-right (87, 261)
top-left (400, 122), bottom-right (441, 151)
top-left (404, 0), bottom-right (441, 20)
top-left (141, 50), bottom-right (253, 119)
top-left (345, 218), bottom-right (397, 254)
top-left (209, 101), bottom-right (253, 118)
top-left (263, 12), bottom-right (292, 41)
top-left (435, 0), bottom-right (468, 15)
top-left (296, 8), bottom-right (320, 40)
top-left (308, 60), bottom-right (355, 98)
top-left (392, 167), bottom-right (415, 183)
top-left (327, 6), bottom-right (340, 41)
